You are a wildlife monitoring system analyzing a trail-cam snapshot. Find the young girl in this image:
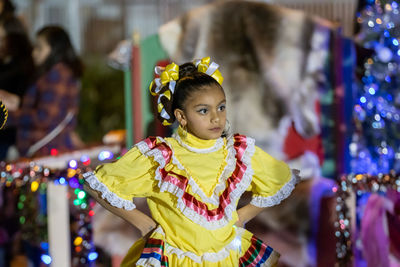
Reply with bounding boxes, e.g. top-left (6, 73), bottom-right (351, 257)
top-left (1, 25), bottom-right (82, 158)
top-left (84, 57), bottom-right (300, 266)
